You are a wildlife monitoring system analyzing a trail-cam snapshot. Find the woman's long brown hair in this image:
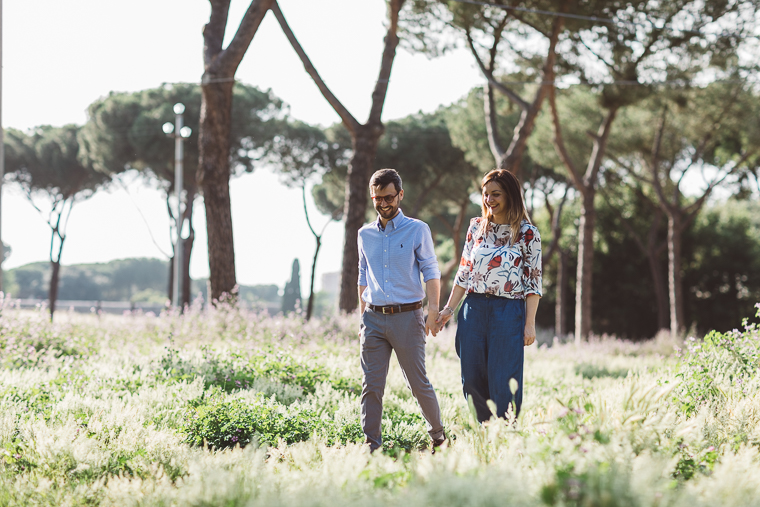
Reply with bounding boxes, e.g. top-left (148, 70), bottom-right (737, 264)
top-left (476, 169), bottom-right (531, 246)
